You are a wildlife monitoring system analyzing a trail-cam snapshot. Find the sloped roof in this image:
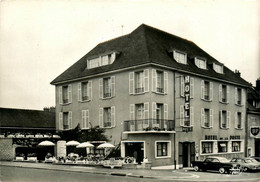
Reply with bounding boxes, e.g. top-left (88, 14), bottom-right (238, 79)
top-left (51, 24), bottom-right (250, 87)
top-left (0, 108), bottom-right (55, 128)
